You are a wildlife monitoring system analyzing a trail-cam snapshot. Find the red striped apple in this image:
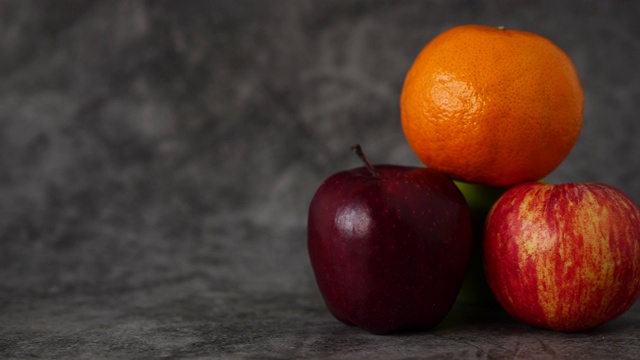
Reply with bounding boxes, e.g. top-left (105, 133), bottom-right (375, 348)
top-left (484, 182), bottom-right (640, 332)
top-left (308, 145), bottom-right (472, 334)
